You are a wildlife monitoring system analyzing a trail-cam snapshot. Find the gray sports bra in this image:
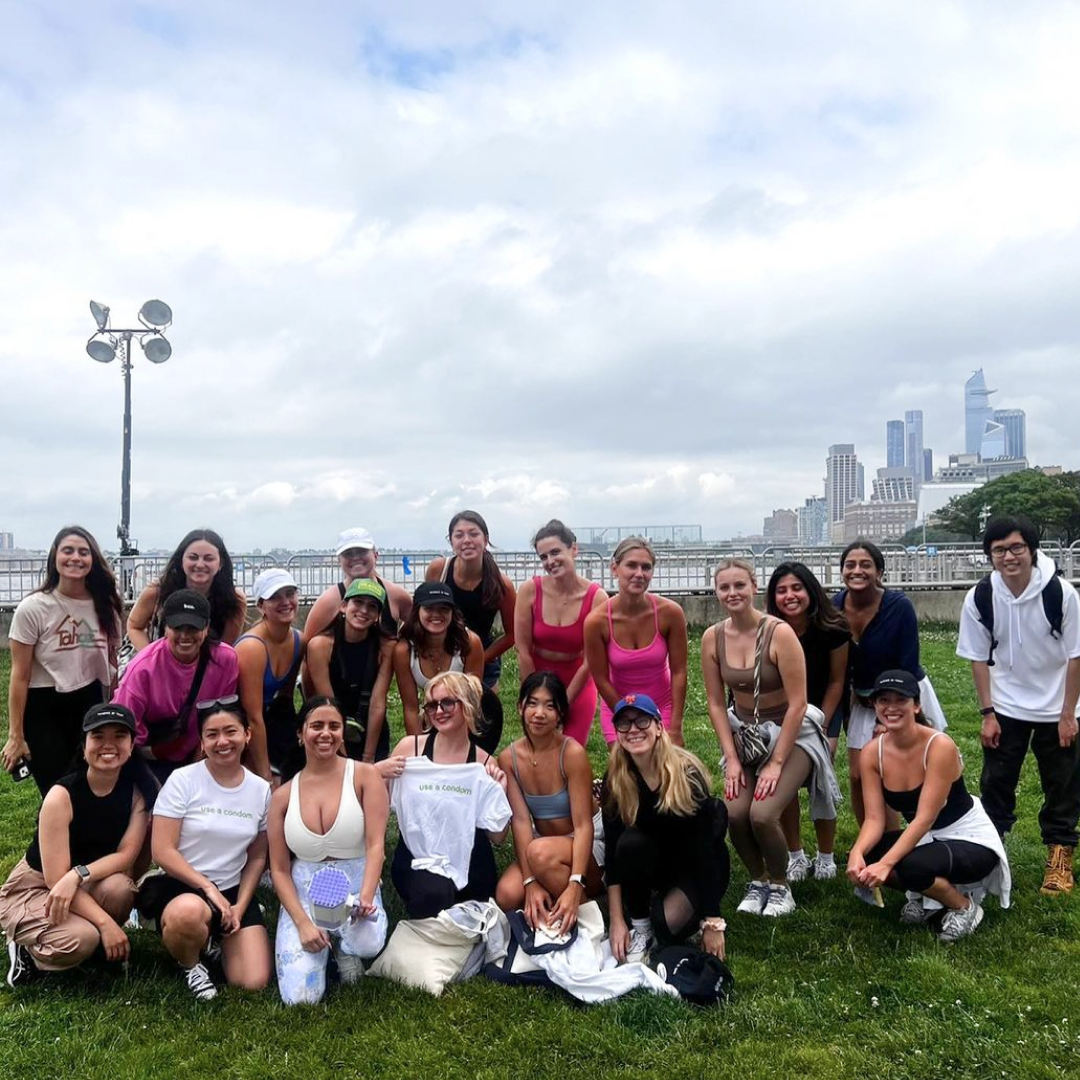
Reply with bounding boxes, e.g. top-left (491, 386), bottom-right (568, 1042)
top-left (510, 740), bottom-right (572, 821)
top-left (408, 646), bottom-right (465, 690)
